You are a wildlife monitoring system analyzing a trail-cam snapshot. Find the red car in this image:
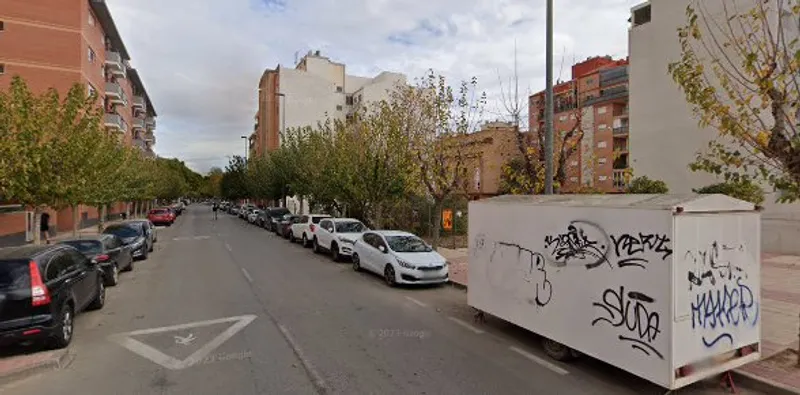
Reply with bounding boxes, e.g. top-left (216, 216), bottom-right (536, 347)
top-left (147, 208), bottom-right (175, 226)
